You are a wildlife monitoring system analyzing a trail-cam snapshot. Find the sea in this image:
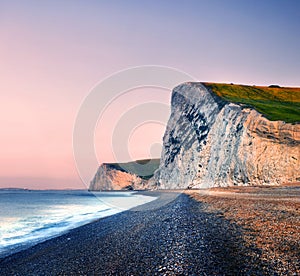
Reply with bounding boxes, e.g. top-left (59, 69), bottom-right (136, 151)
top-left (0, 189), bottom-right (156, 258)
